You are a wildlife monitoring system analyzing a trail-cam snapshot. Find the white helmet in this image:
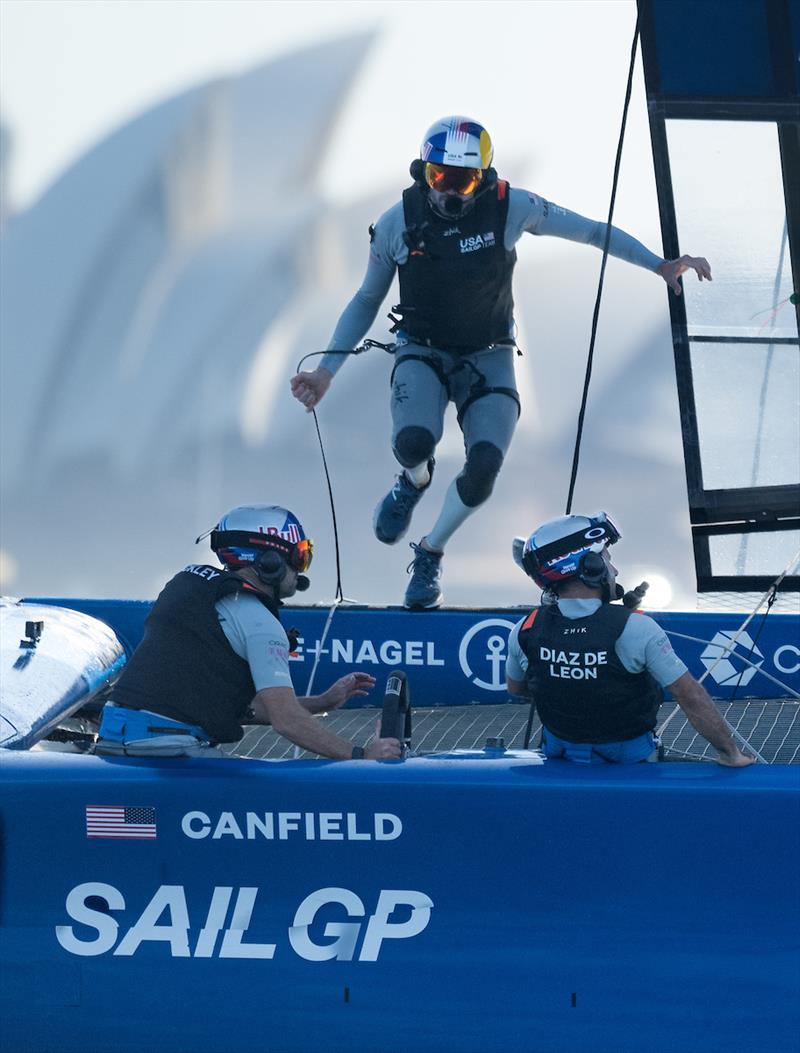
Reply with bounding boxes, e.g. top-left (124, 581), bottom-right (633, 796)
top-left (208, 504), bottom-right (313, 583)
top-left (420, 116), bottom-right (494, 169)
top-left (514, 512), bottom-right (621, 591)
